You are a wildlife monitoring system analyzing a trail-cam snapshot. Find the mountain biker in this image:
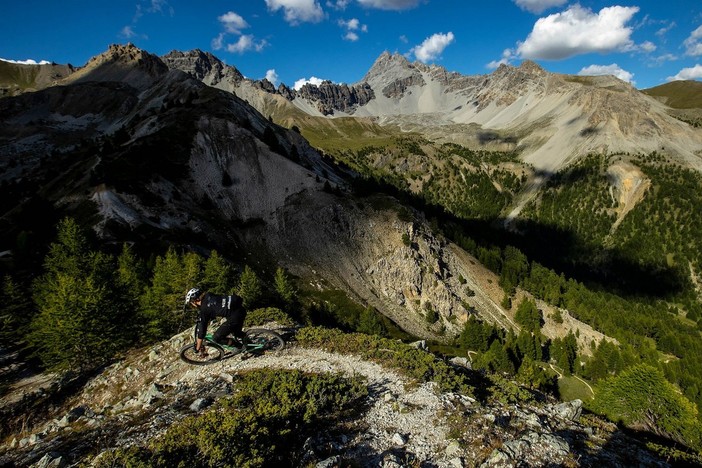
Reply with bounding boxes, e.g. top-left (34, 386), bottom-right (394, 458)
top-left (185, 288), bottom-right (248, 355)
